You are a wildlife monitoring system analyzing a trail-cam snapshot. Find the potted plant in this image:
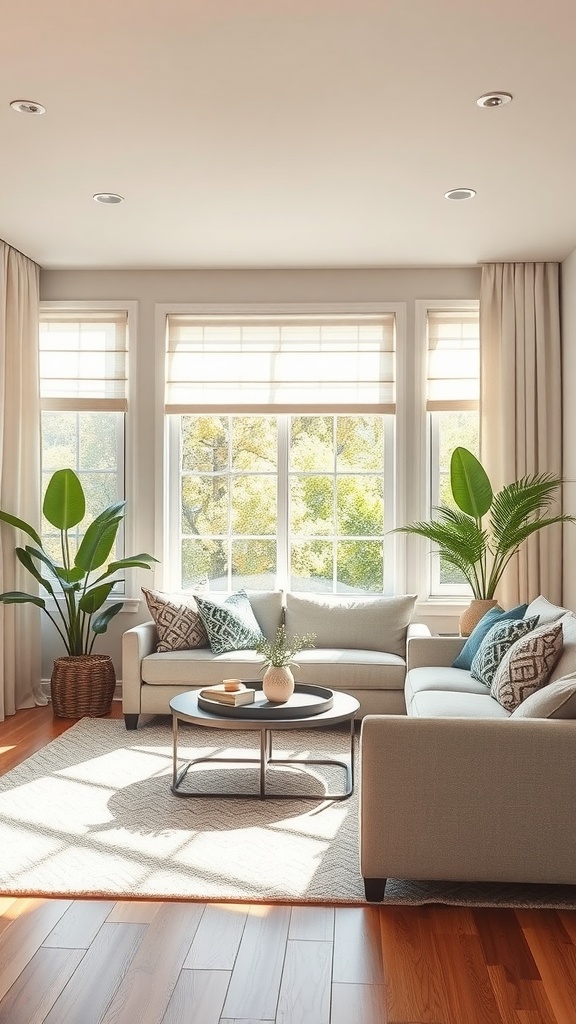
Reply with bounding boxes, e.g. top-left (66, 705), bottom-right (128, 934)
top-left (255, 624), bottom-right (316, 703)
top-left (395, 446), bottom-right (575, 634)
top-left (0, 467), bottom-right (157, 717)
